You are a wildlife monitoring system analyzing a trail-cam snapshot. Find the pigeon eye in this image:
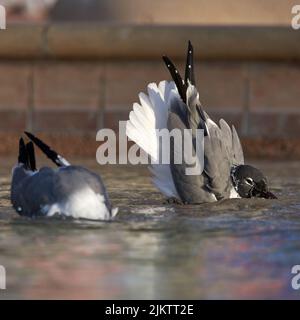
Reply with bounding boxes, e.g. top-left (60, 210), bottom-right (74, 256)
top-left (245, 177), bottom-right (254, 185)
